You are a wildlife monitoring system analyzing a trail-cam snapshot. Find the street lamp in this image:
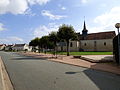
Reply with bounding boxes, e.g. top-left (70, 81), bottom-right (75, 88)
top-left (115, 23), bottom-right (120, 65)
